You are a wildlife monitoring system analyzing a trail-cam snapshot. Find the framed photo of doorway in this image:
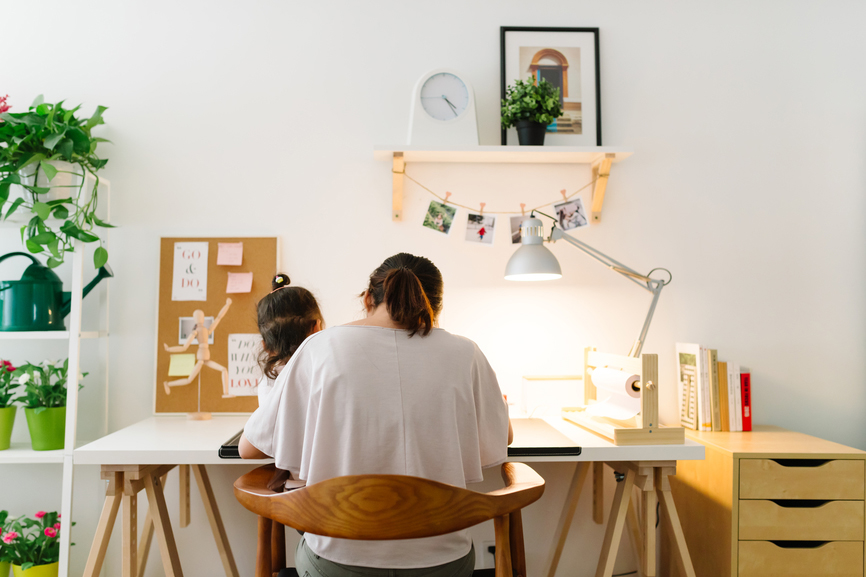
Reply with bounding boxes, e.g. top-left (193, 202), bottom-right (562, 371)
top-left (500, 27), bottom-right (601, 146)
